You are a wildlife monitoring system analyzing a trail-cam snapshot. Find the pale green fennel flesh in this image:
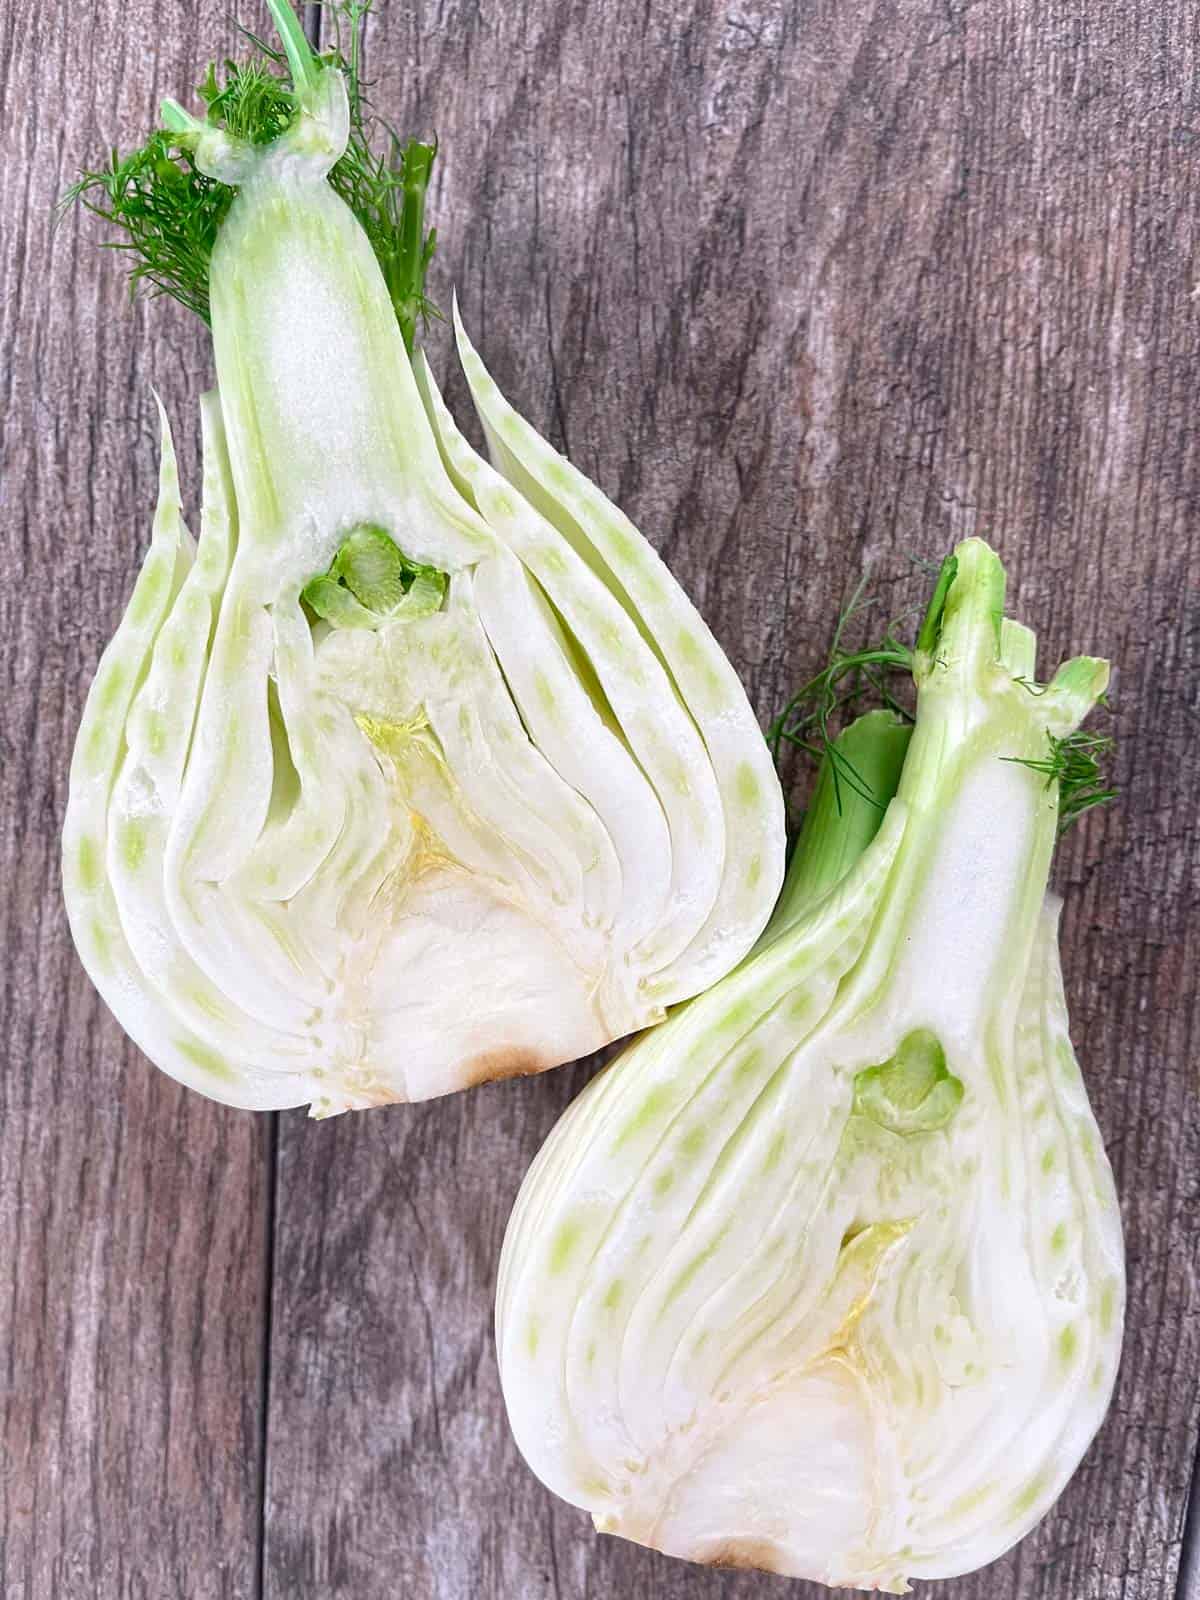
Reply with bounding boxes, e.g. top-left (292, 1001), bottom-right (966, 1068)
top-left (61, 1), bottom-right (785, 1113)
top-left (496, 542), bottom-right (1123, 1592)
